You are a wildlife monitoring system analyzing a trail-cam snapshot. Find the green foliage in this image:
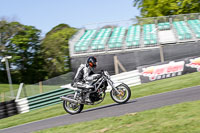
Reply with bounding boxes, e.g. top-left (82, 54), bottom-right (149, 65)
top-left (0, 20), bottom-right (23, 47)
top-left (46, 24), bottom-right (70, 36)
top-left (0, 20), bottom-right (76, 84)
top-left (41, 24), bottom-right (77, 78)
top-left (0, 20), bottom-right (23, 83)
top-left (0, 20), bottom-right (23, 57)
top-left (7, 25), bottom-right (46, 83)
top-left (0, 20), bottom-right (47, 83)
top-left (0, 70), bottom-right (7, 83)
top-left (133, 0), bottom-right (200, 17)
